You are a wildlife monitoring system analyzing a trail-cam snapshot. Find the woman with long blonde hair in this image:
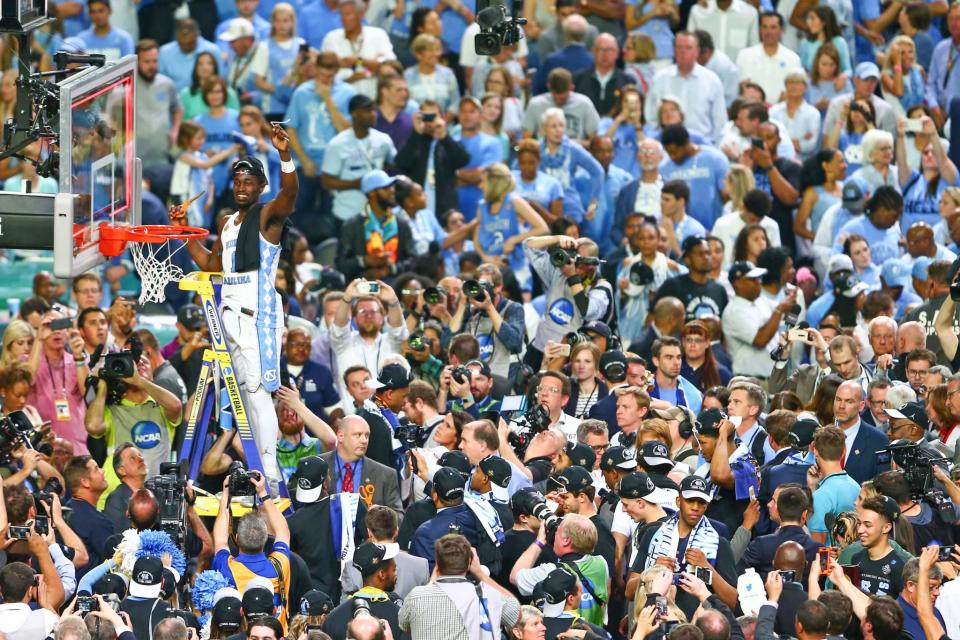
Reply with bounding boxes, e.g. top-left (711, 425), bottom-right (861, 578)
top-left (1, 320), bottom-right (34, 365)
